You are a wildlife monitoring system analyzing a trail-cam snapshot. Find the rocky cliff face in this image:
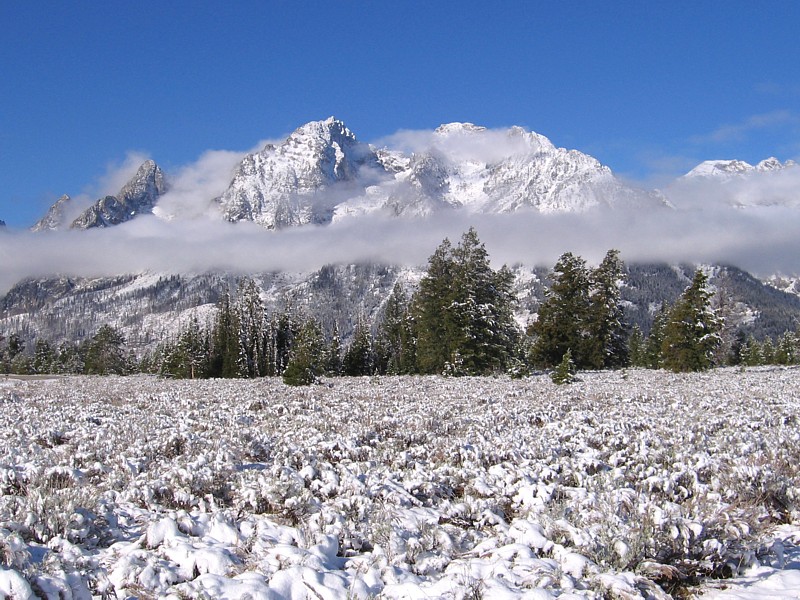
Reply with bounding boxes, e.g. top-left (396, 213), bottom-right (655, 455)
top-left (217, 118), bottom-right (381, 229)
top-left (70, 160), bottom-right (167, 229)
